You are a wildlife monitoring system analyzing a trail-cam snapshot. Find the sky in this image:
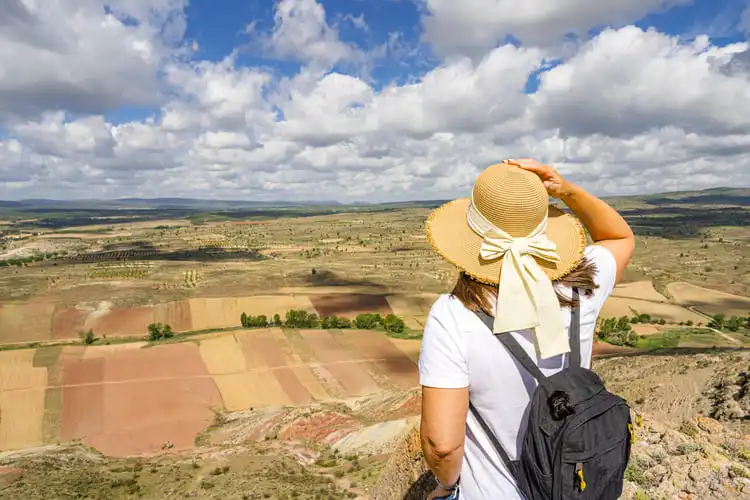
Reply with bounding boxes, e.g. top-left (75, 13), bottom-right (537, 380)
top-left (1, 0), bottom-right (749, 202)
